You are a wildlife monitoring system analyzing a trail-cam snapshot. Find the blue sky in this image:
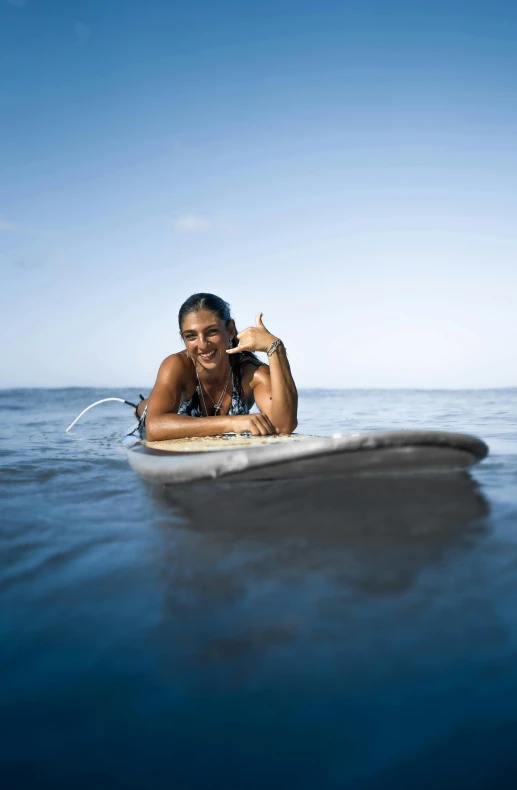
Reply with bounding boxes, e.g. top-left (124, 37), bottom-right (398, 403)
top-left (1, 0), bottom-right (516, 388)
